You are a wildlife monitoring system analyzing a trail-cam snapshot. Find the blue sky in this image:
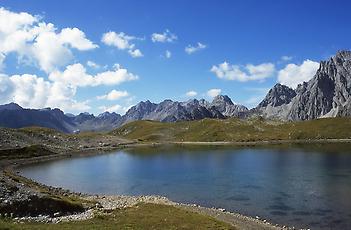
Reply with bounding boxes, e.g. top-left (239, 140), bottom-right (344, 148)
top-left (0, 0), bottom-right (350, 114)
